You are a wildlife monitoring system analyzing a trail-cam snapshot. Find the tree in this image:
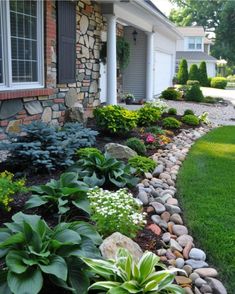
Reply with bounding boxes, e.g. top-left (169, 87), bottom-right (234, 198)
top-left (177, 59), bottom-right (188, 84)
top-left (199, 61), bottom-right (209, 86)
top-left (188, 64), bottom-right (199, 81)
